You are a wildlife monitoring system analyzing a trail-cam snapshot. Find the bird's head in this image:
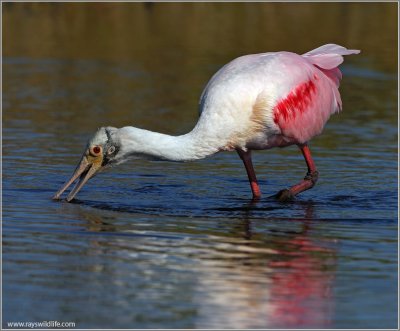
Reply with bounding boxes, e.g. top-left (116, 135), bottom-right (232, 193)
top-left (53, 126), bottom-right (122, 202)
